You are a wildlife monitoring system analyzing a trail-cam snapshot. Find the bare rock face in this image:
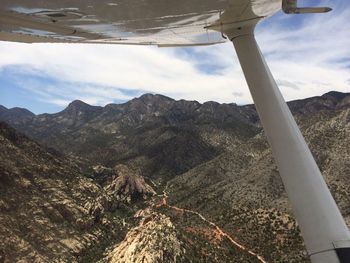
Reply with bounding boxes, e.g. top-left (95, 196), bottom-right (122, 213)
top-left (0, 122), bottom-right (111, 262)
top-left (106, 213), bottom-right (184, 263)
top-left (83, 164), bottom-right (156, 222)
top-left (105, 164), bottom-right (156, 203)
top-left (92, 165), bottom-right (115, 184)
